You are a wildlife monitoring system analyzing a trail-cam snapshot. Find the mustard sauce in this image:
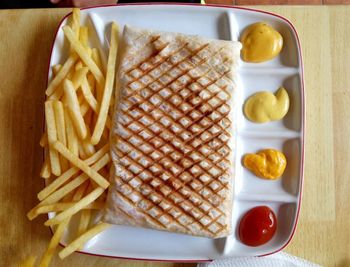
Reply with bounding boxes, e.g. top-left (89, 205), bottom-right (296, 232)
top-left (243, 149), bottom-right (287, 180)
top-left (244, 87), bottom-right (290, 123)
top-left (240, 22), bottom-right (283, 63)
